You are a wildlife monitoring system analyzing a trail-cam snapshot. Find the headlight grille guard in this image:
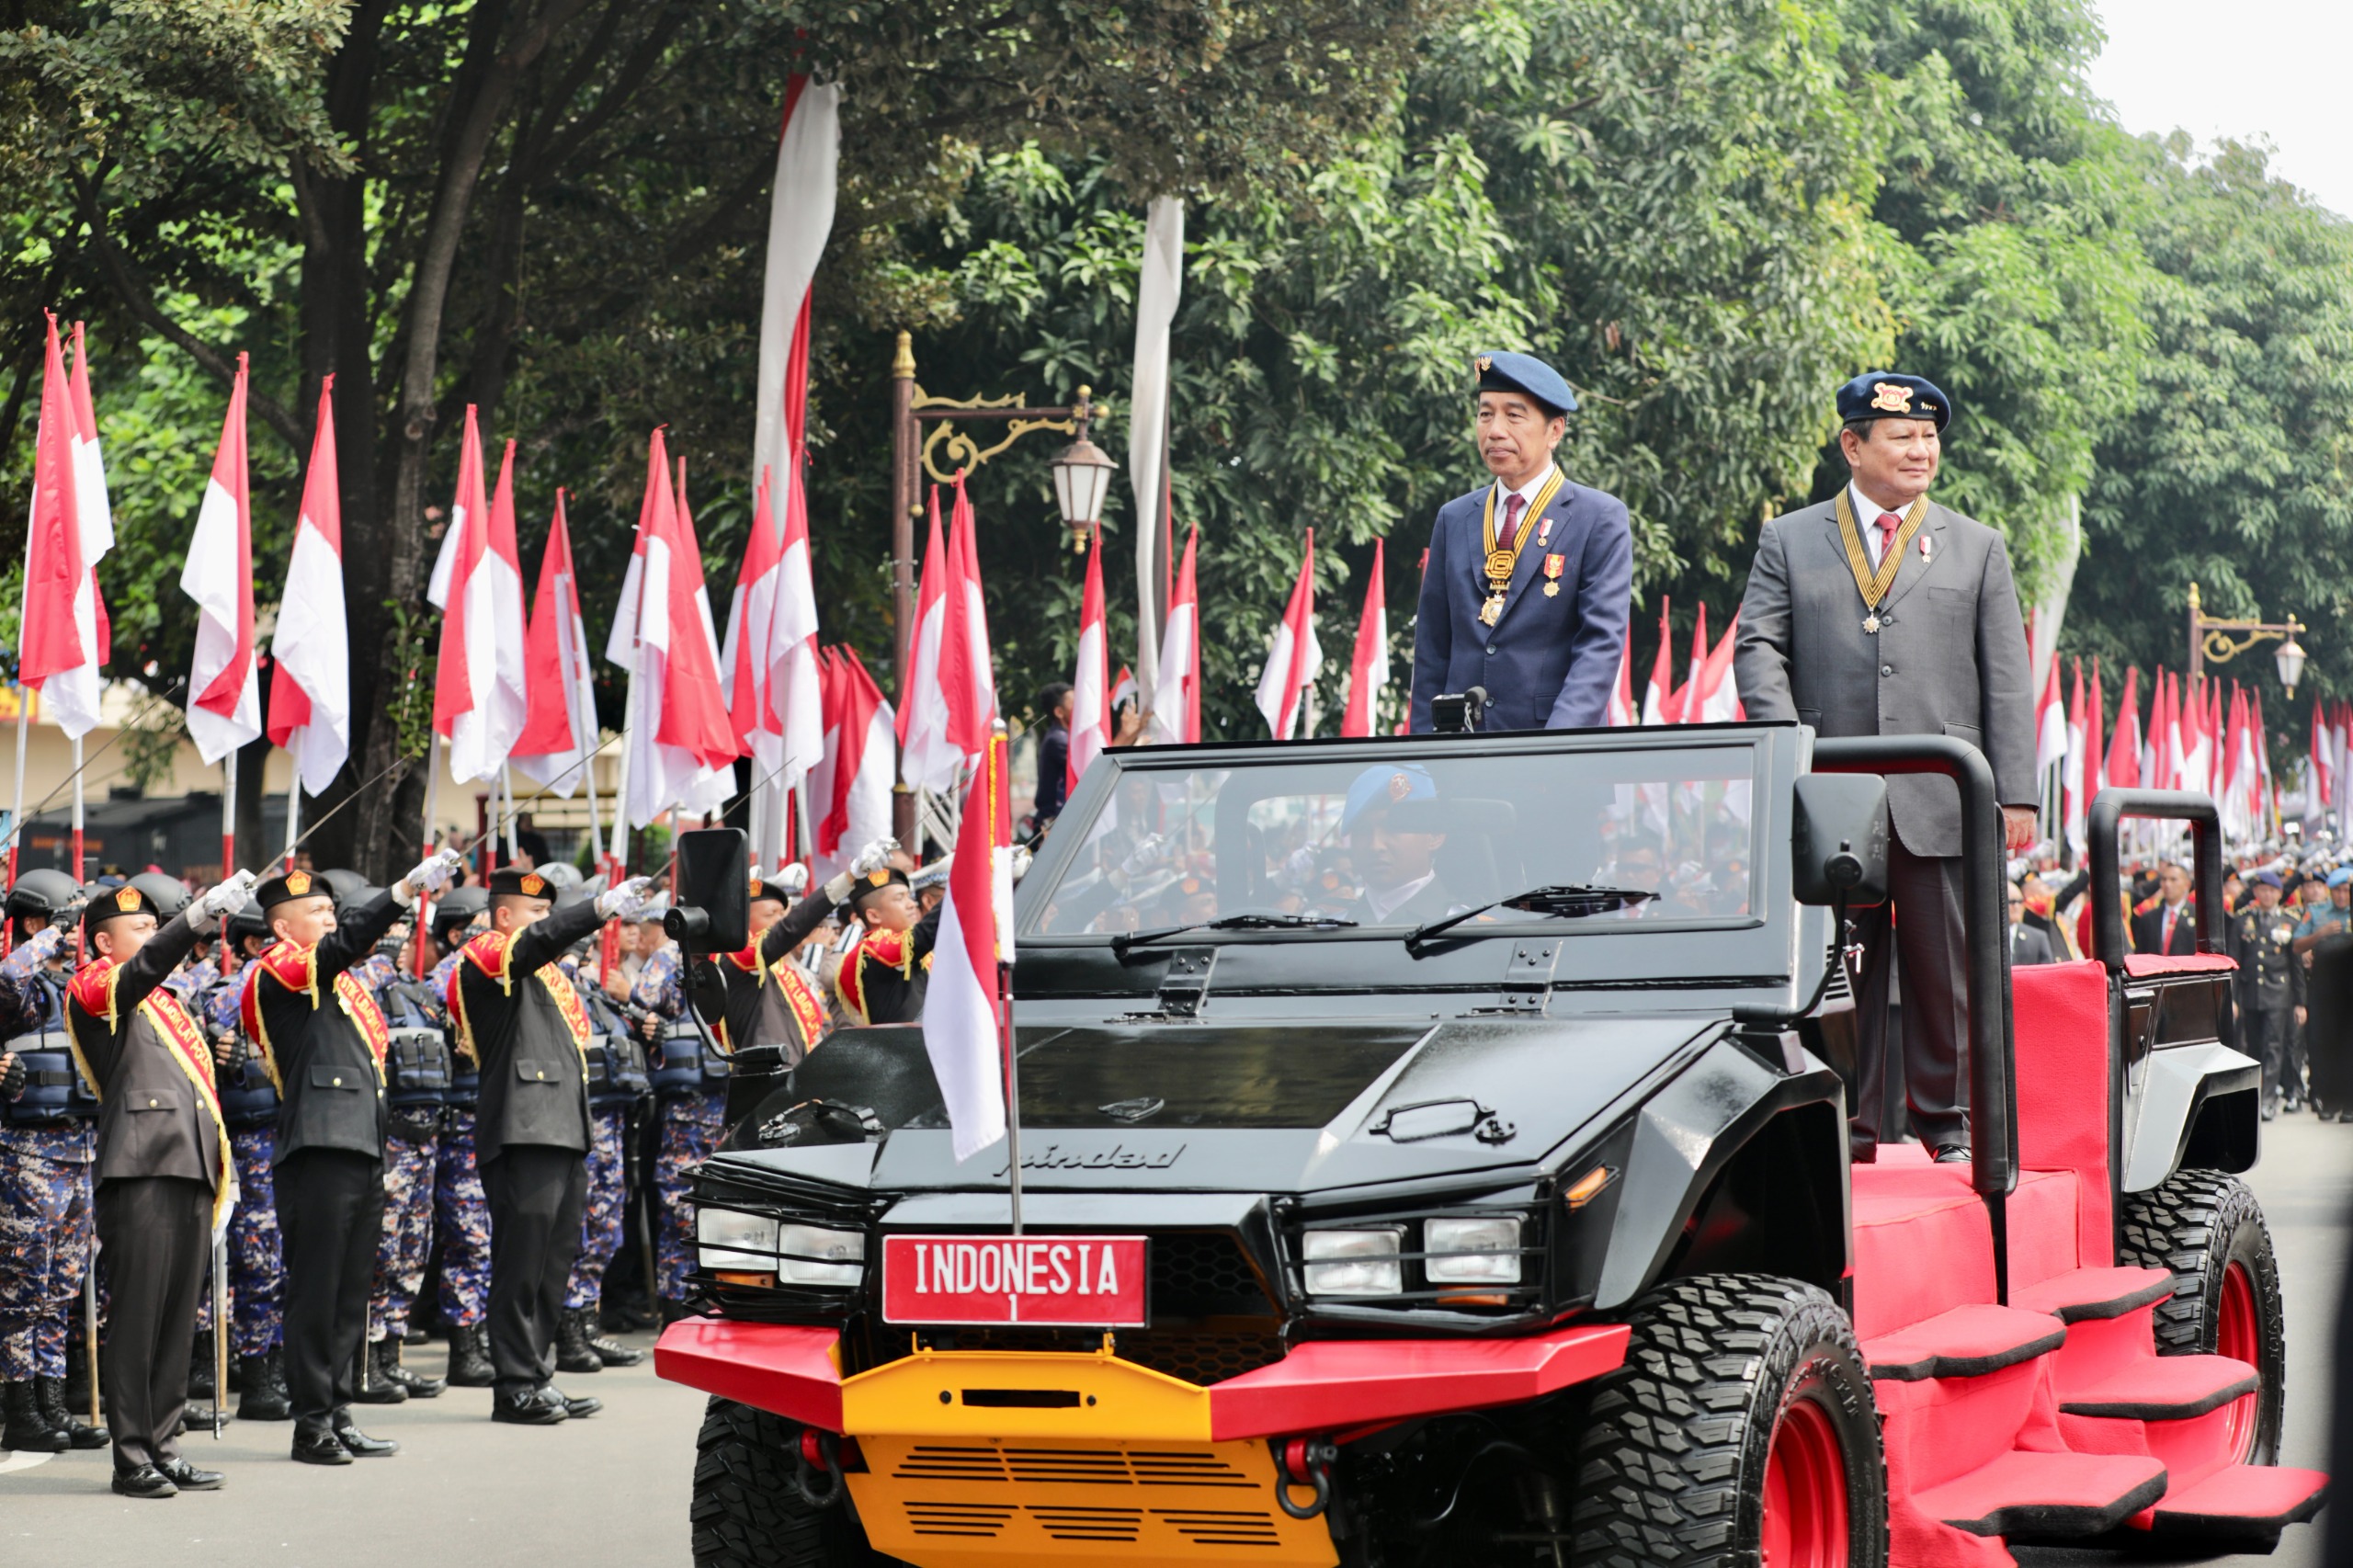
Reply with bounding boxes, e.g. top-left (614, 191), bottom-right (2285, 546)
top-left (688, 1164), bottom-right (890, 1324)
top-left (1273, 1192), bottom-right (1556, 1331)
